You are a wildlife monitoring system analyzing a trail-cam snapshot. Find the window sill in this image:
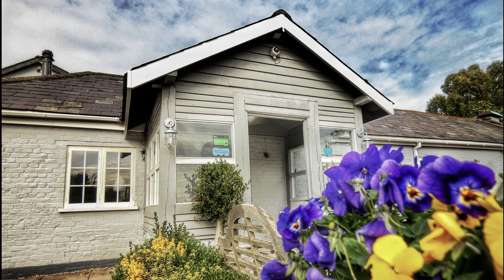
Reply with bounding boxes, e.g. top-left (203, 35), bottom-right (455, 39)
top-left (58, 206), bottom-right (139, 213)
